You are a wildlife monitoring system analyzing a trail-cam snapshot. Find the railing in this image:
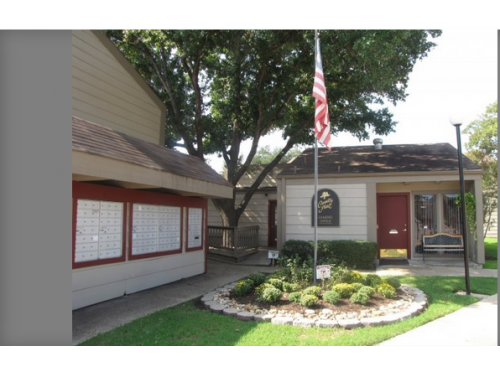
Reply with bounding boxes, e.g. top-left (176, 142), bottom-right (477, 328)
top-left (208, 225), bottom-right (259, 255)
